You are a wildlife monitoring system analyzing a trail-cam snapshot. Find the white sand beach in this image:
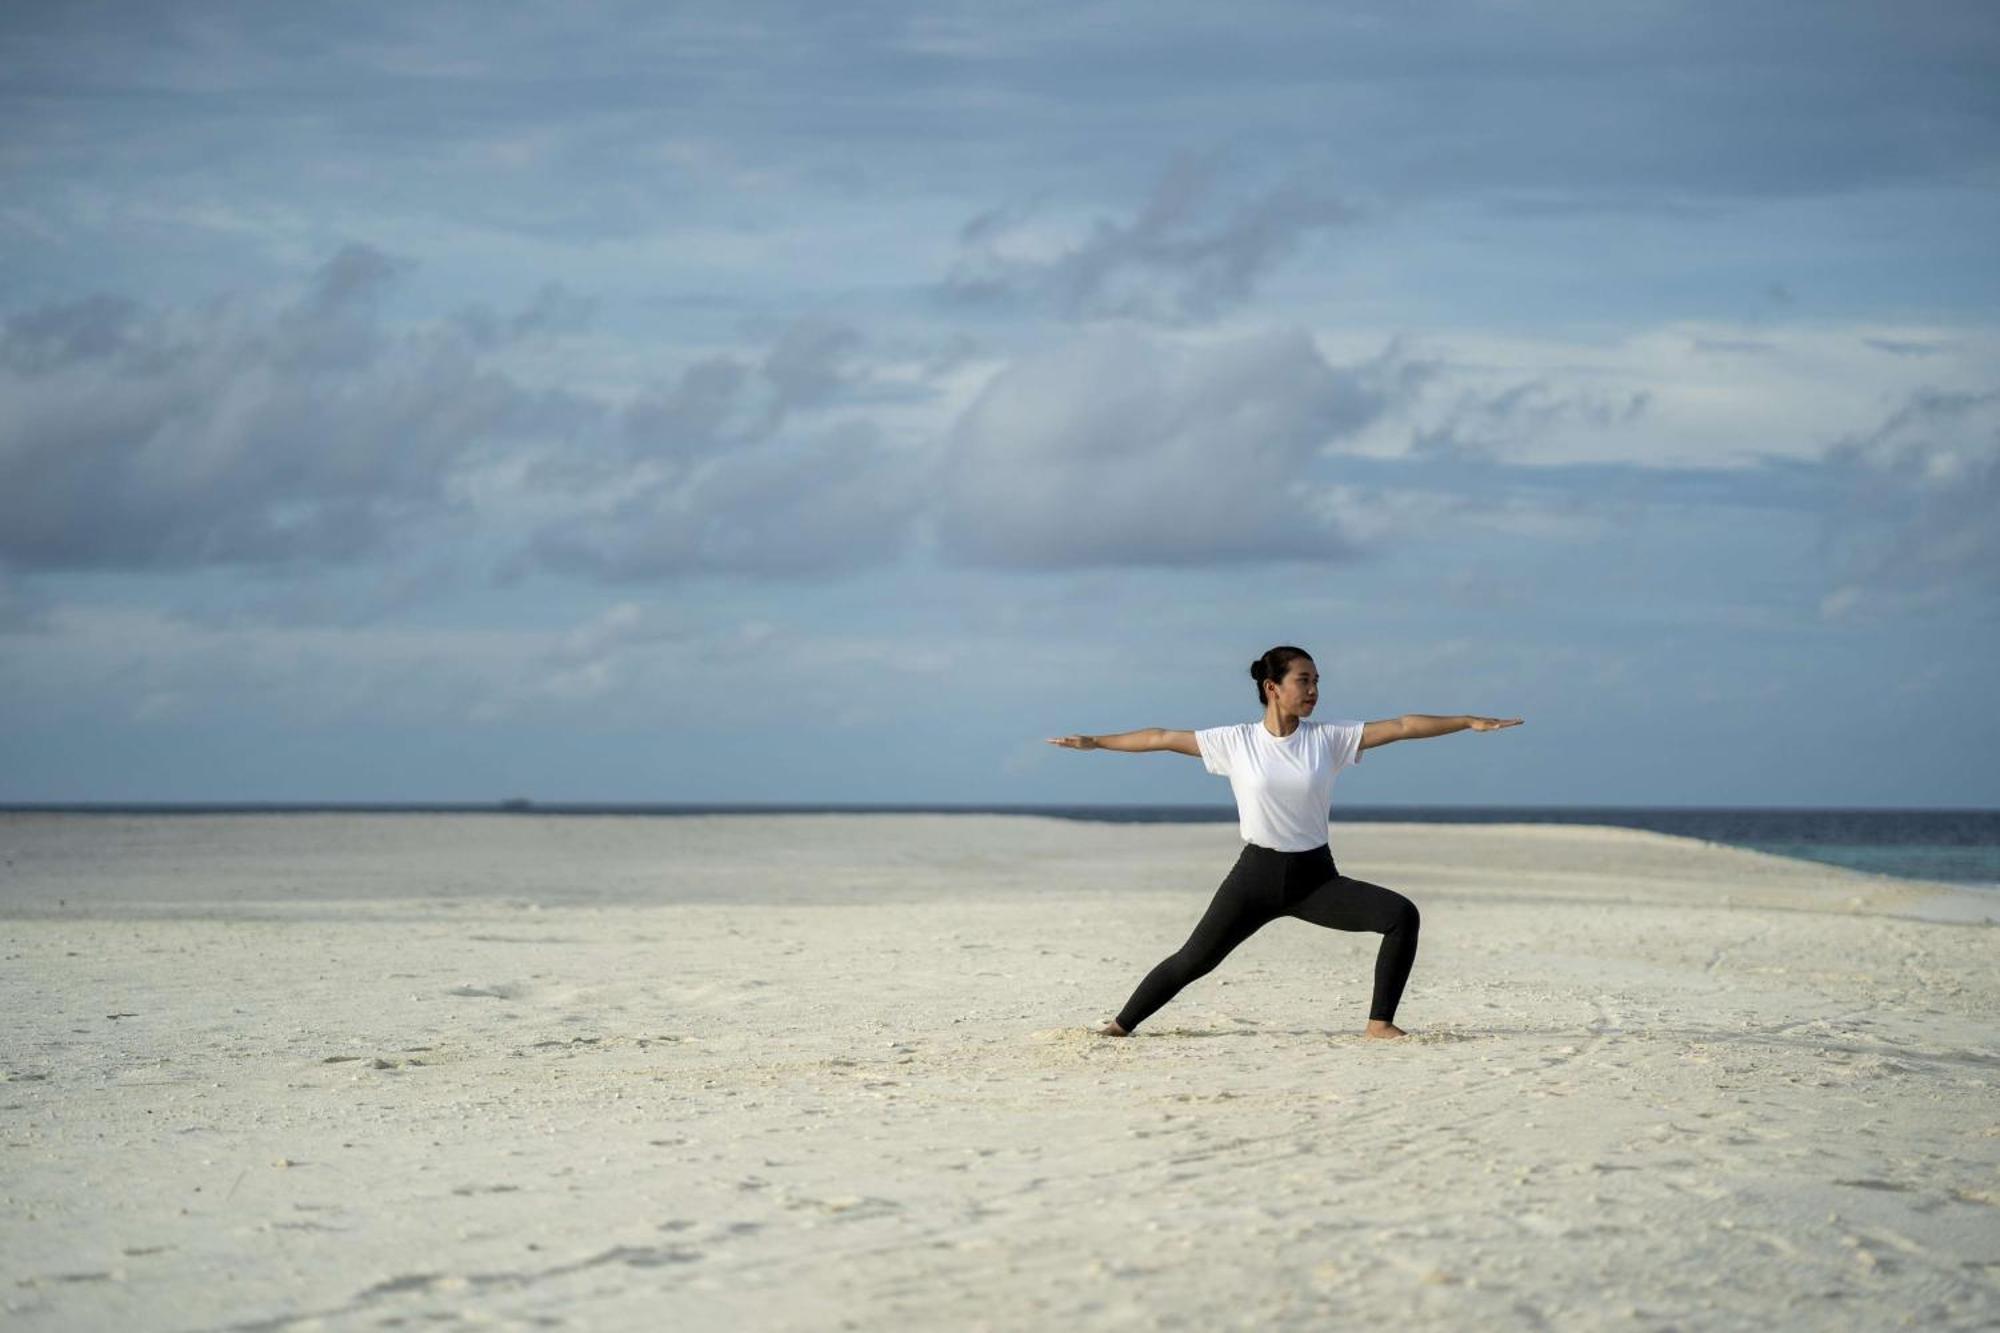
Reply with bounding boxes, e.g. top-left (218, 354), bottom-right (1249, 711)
top-left (2, 813), bottom-right (1995, 1330)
